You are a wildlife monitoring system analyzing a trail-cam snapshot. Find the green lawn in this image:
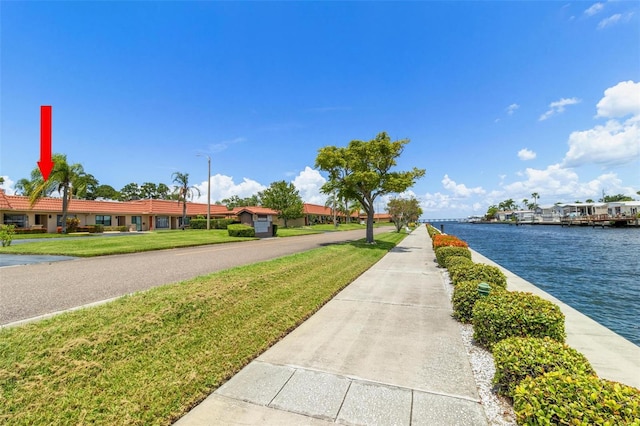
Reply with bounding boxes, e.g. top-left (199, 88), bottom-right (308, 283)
top-left (0, 231), bottom-right (406, 425)
top-left (277, 222), bottom-right (394, 237)
top-left (12, 232), bottom-right (94, 240)
top-left (0, 230), bottom-right (256, 257)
